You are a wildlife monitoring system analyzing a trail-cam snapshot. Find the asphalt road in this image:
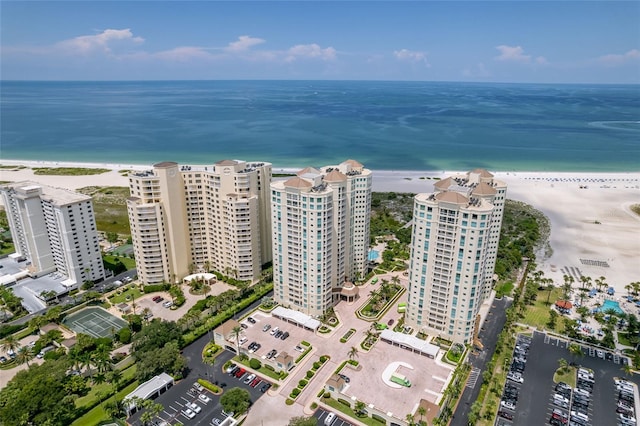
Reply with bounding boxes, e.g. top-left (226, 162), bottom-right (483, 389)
top-left (451, 297), bottom-right (511, 426)
top-left (313, 408), bottom-right (353, 426)
top-left (127, 295), bottom-right (271, 426)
